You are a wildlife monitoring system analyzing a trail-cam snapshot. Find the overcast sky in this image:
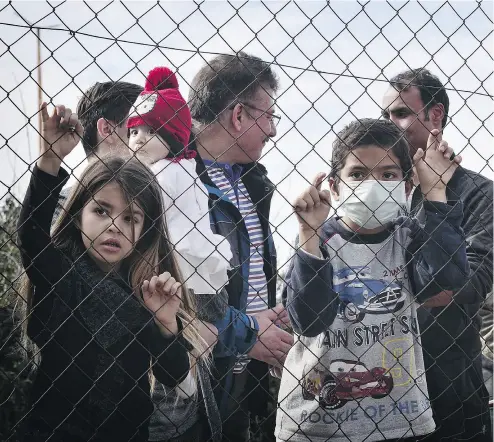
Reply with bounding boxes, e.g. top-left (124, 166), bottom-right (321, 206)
top-left (0, 0), bottom-right (492, 265)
